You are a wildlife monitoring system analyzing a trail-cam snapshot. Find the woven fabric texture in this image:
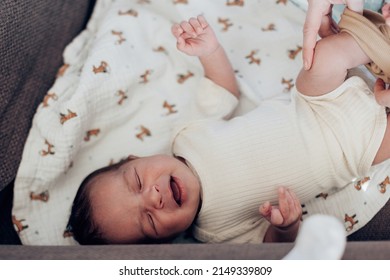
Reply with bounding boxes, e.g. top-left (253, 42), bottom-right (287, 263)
top-left (0, 0), bottom-right (95, 244)
top-left (0, 0), bottom-right (95, 191)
